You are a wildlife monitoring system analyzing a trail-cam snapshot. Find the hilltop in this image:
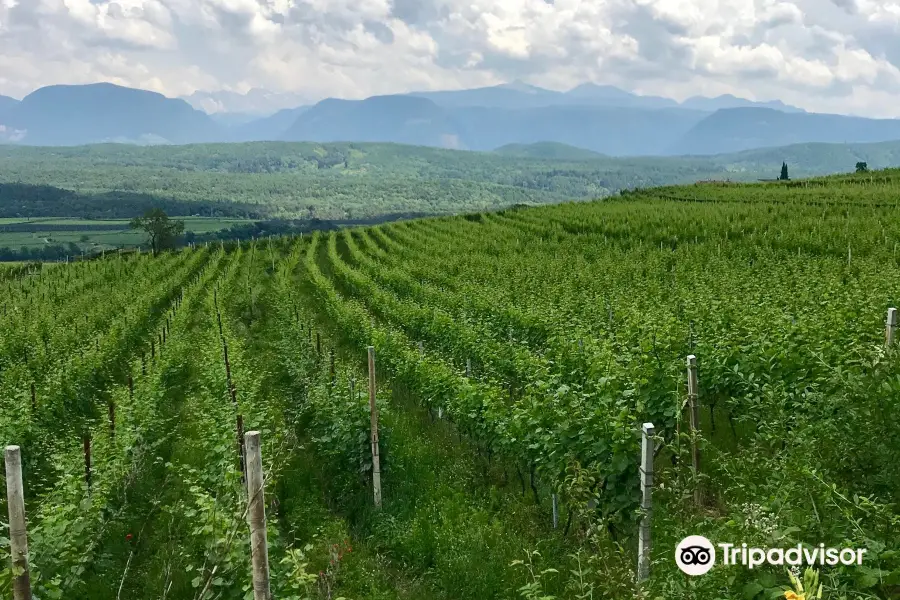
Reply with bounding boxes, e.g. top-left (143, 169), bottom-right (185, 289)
top-left (493, 142), bottom-right (605, 160)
